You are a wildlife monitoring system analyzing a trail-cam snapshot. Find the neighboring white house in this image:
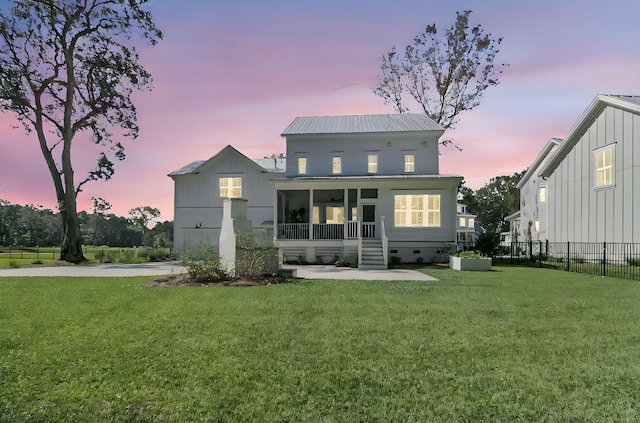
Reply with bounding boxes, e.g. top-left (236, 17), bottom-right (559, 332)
top-left (169, 145), bottom-right (285, 250)
top-left (170, 113), bottom-right (462, 267)
top-left (520, 94), bottom-right (640, 244)
top-left (456, 203), bottom-right (478, 246)
top-left (513, 138), bottom-right (563, 242)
